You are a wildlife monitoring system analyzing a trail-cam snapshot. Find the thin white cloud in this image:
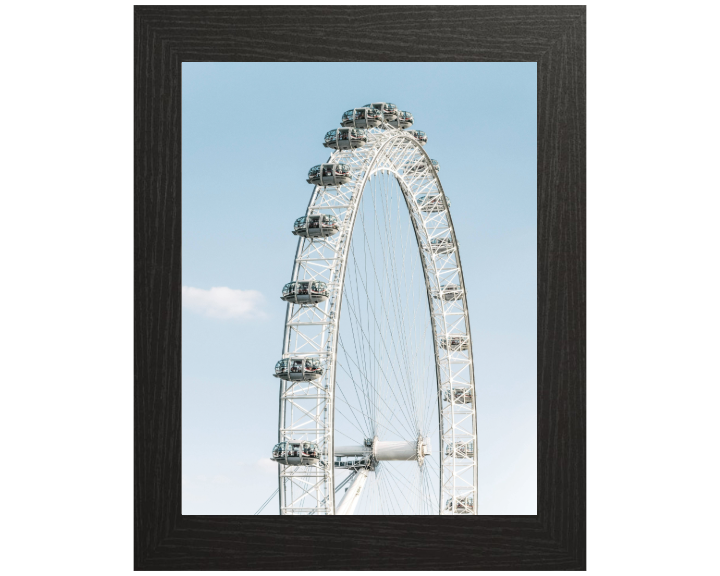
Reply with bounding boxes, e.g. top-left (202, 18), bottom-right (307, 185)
top-left (182, 286), bottom-right (266, 319)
